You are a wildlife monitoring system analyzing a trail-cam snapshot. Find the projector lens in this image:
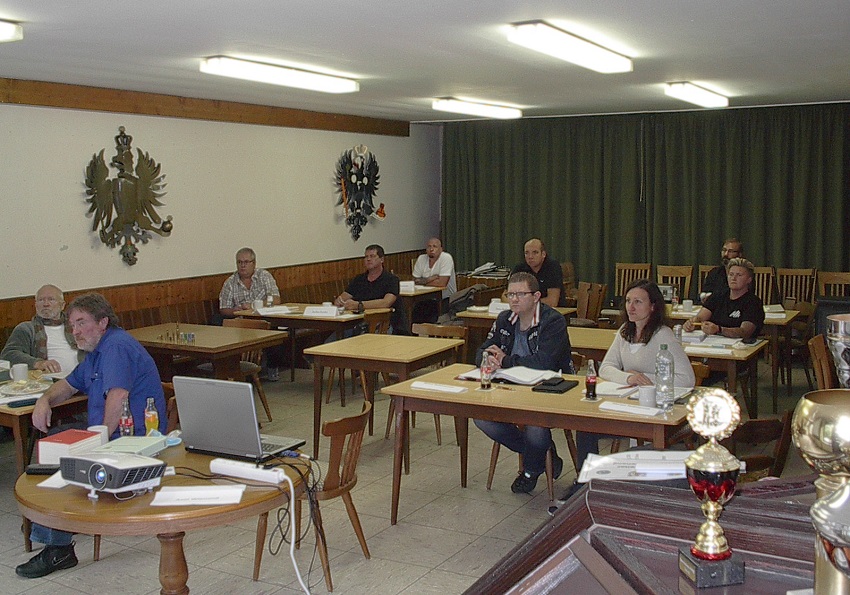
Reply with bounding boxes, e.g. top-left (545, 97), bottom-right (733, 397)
top-left (89, 464), bottom-right (107, 489)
